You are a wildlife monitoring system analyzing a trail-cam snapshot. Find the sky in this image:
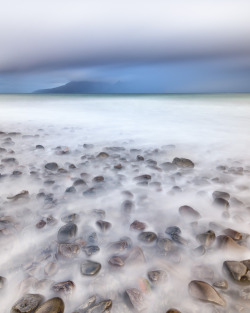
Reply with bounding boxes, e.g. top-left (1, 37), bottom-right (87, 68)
top-left (0, 0), bottom-right (250, 93)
